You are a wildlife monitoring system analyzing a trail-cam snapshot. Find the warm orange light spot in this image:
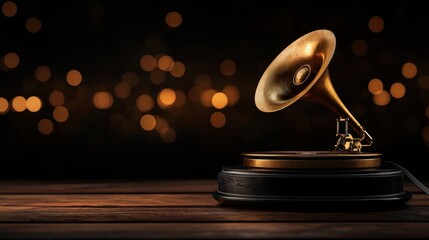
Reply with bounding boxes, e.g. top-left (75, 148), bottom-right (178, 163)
top-left (351, 39), bottom-right (367, 56)
top-left (210, 112), bottom-right (226, 128)
top-left (422, 126), bottom-right (429, 142)
top-left (174, 90), bottom-right (187, 107)
top-left (136, 94), bottom-right (154, 112)
top-left (425, 106), bottom-right (429, 119)
top-left (160, 127), bottom-right (176, 143)
top-left (155, 116), bottom-right (168, 133)
top-left (402, 62), bottom-right (417, 79)
top-left (149, 69), bottom-right (165, 85)
top-left (0, 97), bottom-right (9, 114)
top-left (390, 82), bottom-right (406, 99)
top-left (2, 1), bottom-right (17, 17)
top-left (4, 52), bottom-right (19, 69)
top-left (35, 65), bottom-right (51, 82)
top-left (93, 91), bottom-right (113, 109)
top-left (158, 88), bottom-right (176, 106)
top-left (222, 85), bottom-right (240, 106)
top-left (53, 106), bottom-right (69, 122)
top-left (66, 69), bottom-right (82, 86)
top-left (38, 119), bottom-right (54, 135)
top-left (26, 96), bottom-right (42, 112)
top-left (188, 87), bottom-right (200, 103)
top-left (373, 90), bottom-right (391, 106)
top-left (140, 114), bottom-right (156, 131)
top-left (140, 55), bottom-right (157, 72)
top-left (11, 96), bottom-right (26, 112)
top-left (368, 78), bottom-right (384, 95)
top-left (201, 89), bottom-right (216, 107)
top-left (212, 92), bottom-right (228, 109)
top-left (49, 90), bottom-right (65, 107)
top-left (170, 61), bottom-right (185, 78)
top-left (418, 75), bottom-right (429, 90)
top-left (121, 71), bottom-right (139, 87)
top-left (26, 17), bottom-right (42, 33)
top-left (113, 82), bottom-right (131, 99)
top-left (368, 16), bottom-right (384, 33)
top-left (165, 11), bottom-right (182, 28)
top-left (195, 73), bottom-right (211, 89)
top-left (158, 55), bottom-right (174, 72)
top-left (220, 59), bottom-right (236, 76)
